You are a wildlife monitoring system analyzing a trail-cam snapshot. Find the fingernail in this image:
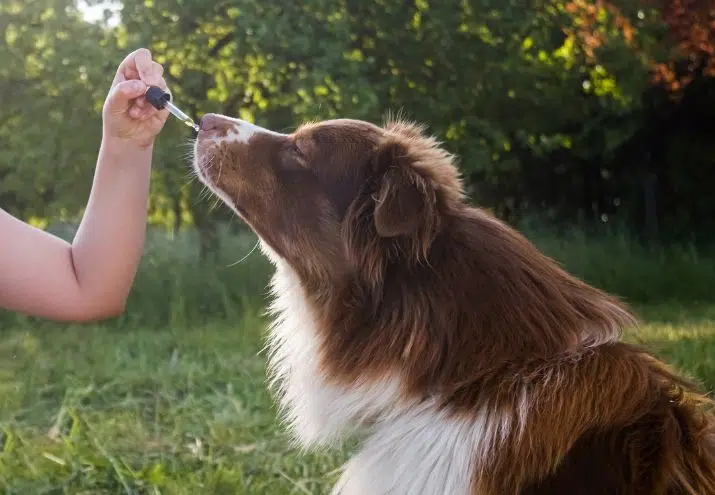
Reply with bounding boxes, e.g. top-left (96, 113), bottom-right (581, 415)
top-left (133, 80), bottom-right (145, 91)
